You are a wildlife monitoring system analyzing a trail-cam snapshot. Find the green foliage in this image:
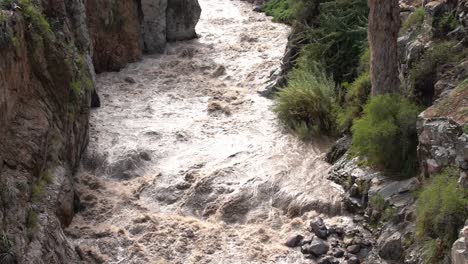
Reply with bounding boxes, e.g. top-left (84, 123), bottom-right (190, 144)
top-left (263, 0), bottom-right (299, 24)
top-left (464, 124), bottom-right (468, 134)
top-left (369, 194), bottom-right (386, 212)
top-left (337, 72), bottom-right (371, 131)
top-left (18, 0), bottom-right (54, 41)
top-left (274, 64), bottom-right (338, 138)
top-left (351, 95), bottom-right (420, 178)
top-left (0, 0), bottom-right (14, 10)
top-left (300, 0), bottom-right (368, 84)
top-left (26, 209), bottom-right (39, 240)
top-left (433, 11), bottom-right (459, 38)
top-left (409, 41), bottom-right (456, 106)
top-left (0, 231), bottom-right (15, 264)
top-left (401, 8), bottom-right (425, 33)
top-left (416, 167), bottom-right (467, 263)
